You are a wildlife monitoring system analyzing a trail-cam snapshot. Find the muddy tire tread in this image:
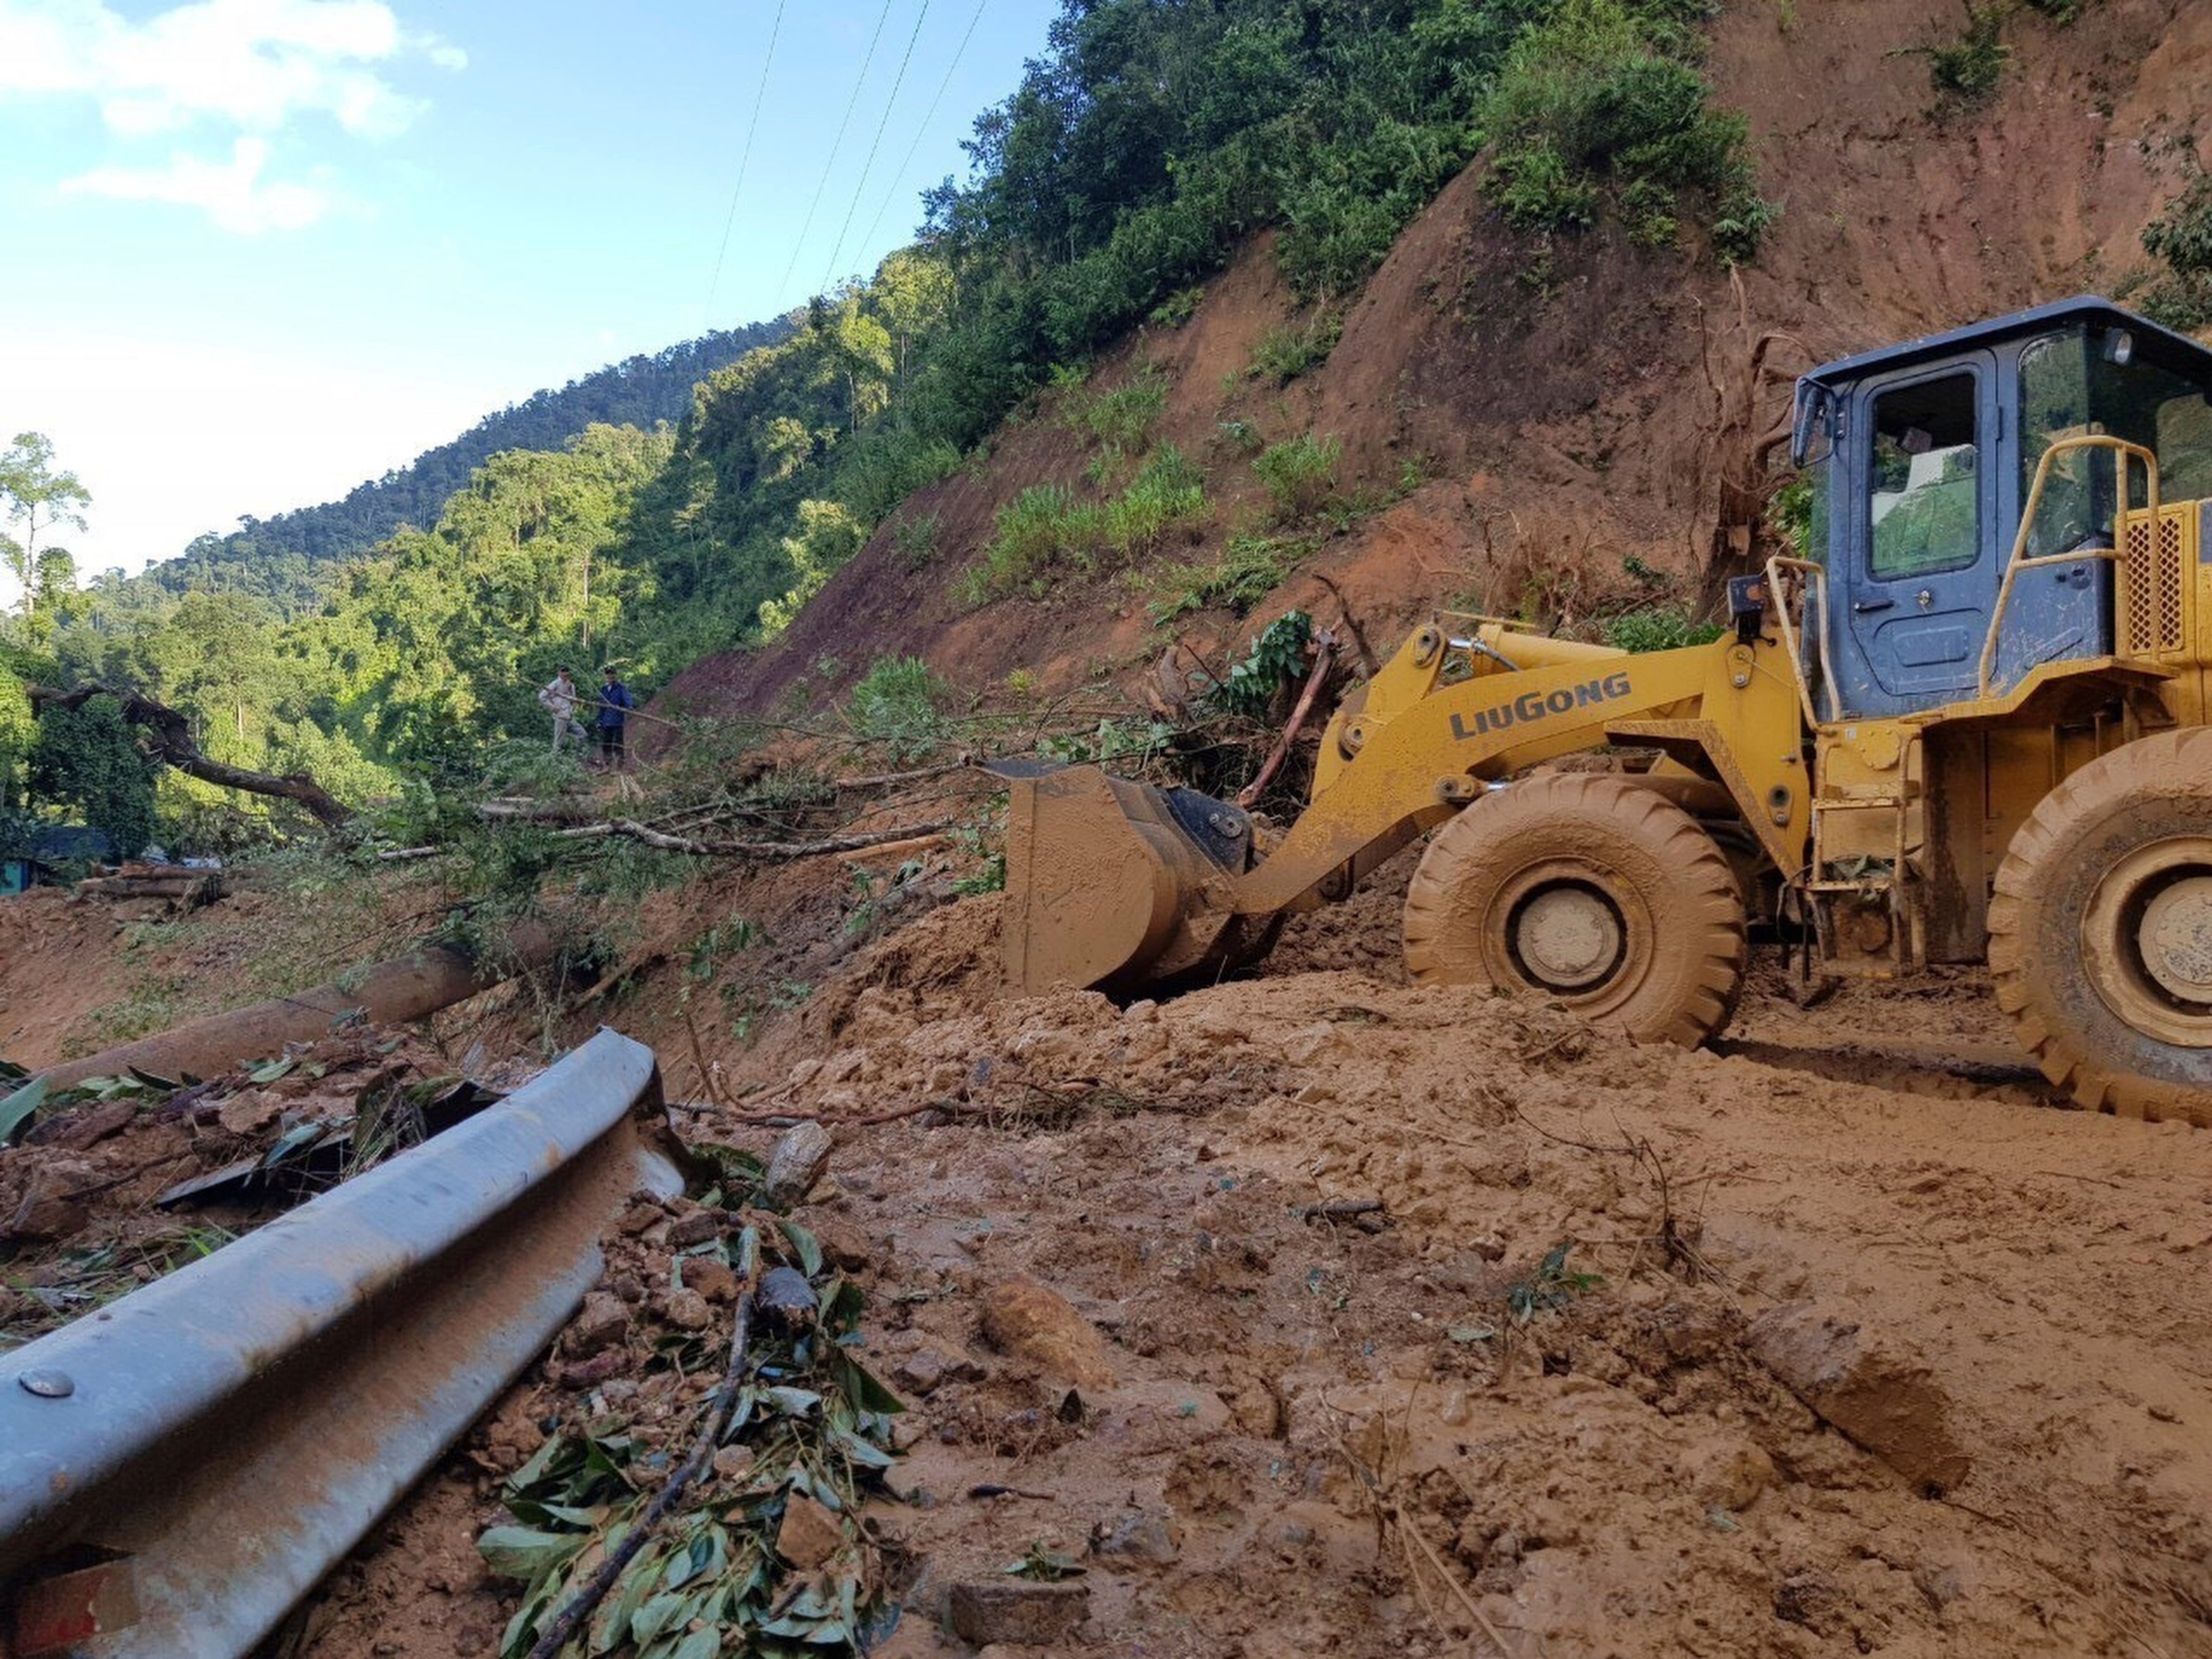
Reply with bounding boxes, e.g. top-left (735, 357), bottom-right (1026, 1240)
top-left (1402, 772), bottom-right (1747, 1047)
top-left (1987, 727), bottom-right (2212, 1127)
